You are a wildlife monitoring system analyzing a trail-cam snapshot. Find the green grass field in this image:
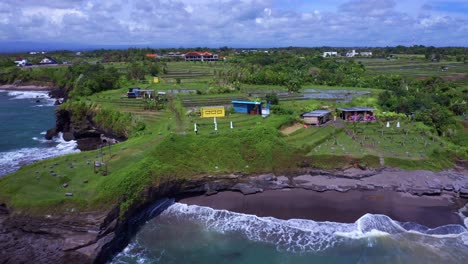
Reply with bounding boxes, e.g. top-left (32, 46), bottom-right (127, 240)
top-left (358, 58), bottom-right (468, 82)
top-left (0, 59), bottom-right (466, 214)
